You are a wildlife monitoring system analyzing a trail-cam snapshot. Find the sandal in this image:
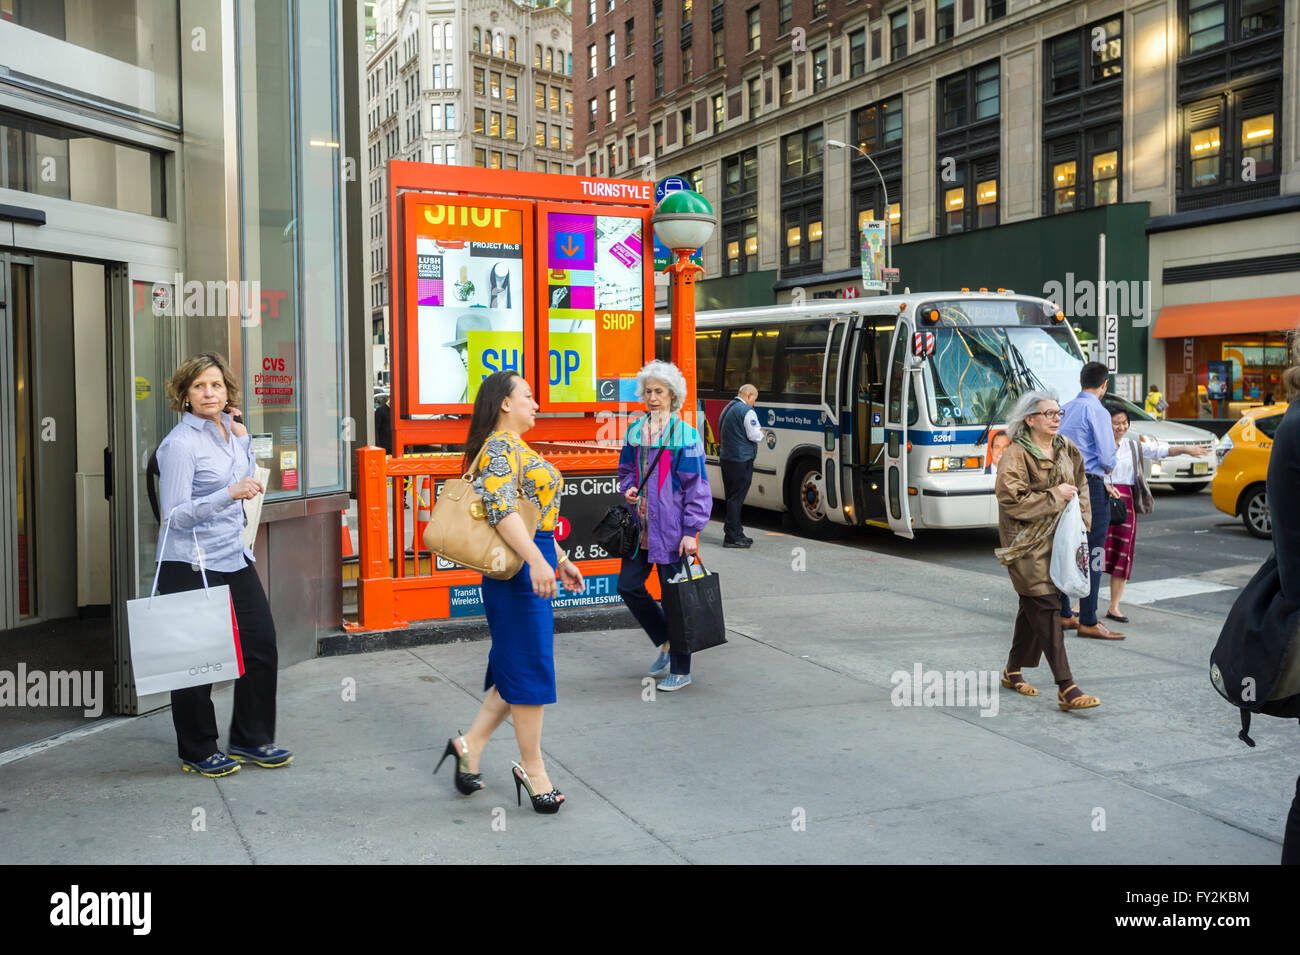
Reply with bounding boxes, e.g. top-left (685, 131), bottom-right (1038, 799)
top-left (1105, 612), bottom-right (1129, 623)
top-left (1057, 684), bottom-right (1100, 711)
top-left (1000, 668), bottom-right (1038, 696)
